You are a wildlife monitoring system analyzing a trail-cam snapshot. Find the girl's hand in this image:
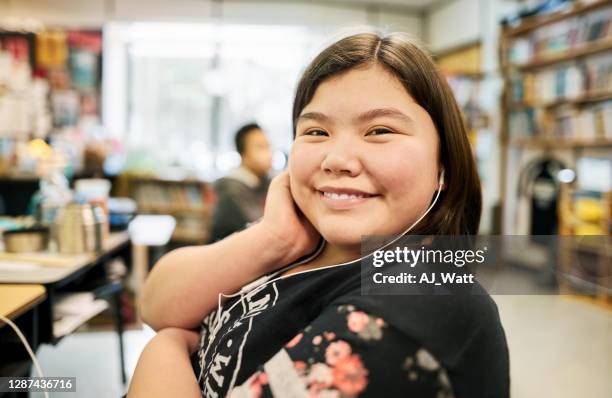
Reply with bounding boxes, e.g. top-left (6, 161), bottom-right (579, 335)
top-left (139, 173), bottom-right (320, 331)
top-left (258, 171), bottom-right (320, 267)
